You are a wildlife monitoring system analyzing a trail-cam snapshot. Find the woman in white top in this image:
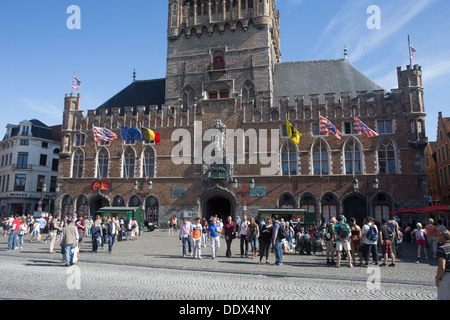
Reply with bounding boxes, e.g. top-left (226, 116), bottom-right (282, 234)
top-left (412, 223), bottom-right (428, 263)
